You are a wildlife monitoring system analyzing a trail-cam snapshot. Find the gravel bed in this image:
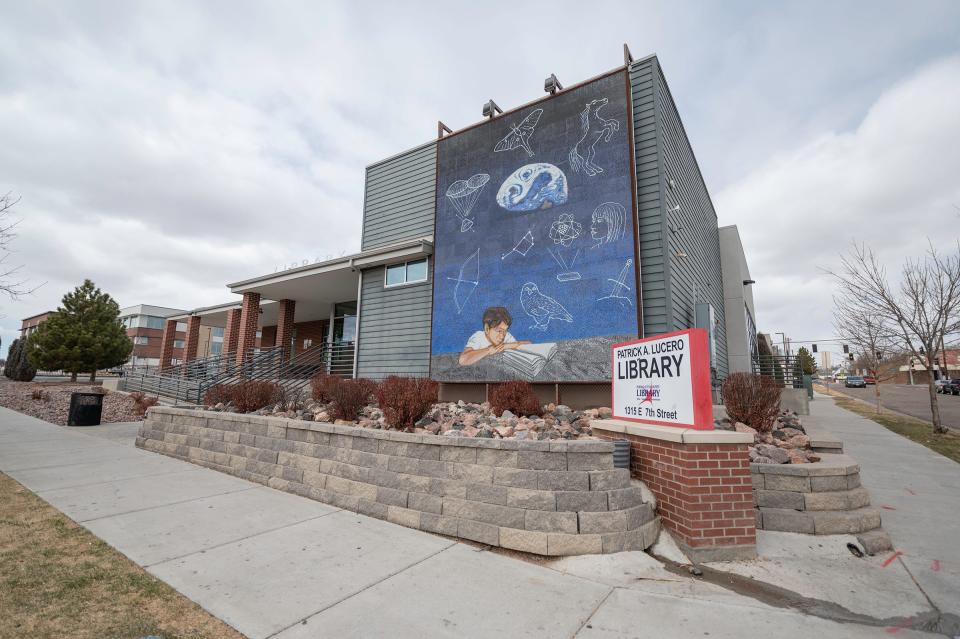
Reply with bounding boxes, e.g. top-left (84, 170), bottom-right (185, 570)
top-left (0, 380), bottom-right (142, 426)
